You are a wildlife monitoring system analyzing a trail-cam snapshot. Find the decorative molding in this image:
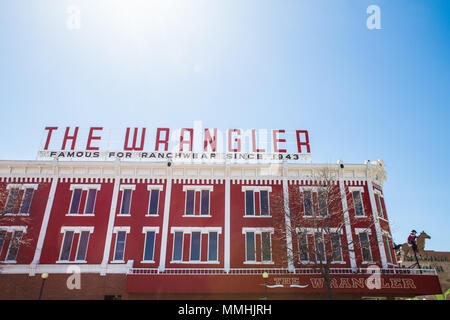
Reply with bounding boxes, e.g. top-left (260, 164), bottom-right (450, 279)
top-left (0, 160), bottom-right (387, 187)
top-left (170, 227), bottom-right (222, 234)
